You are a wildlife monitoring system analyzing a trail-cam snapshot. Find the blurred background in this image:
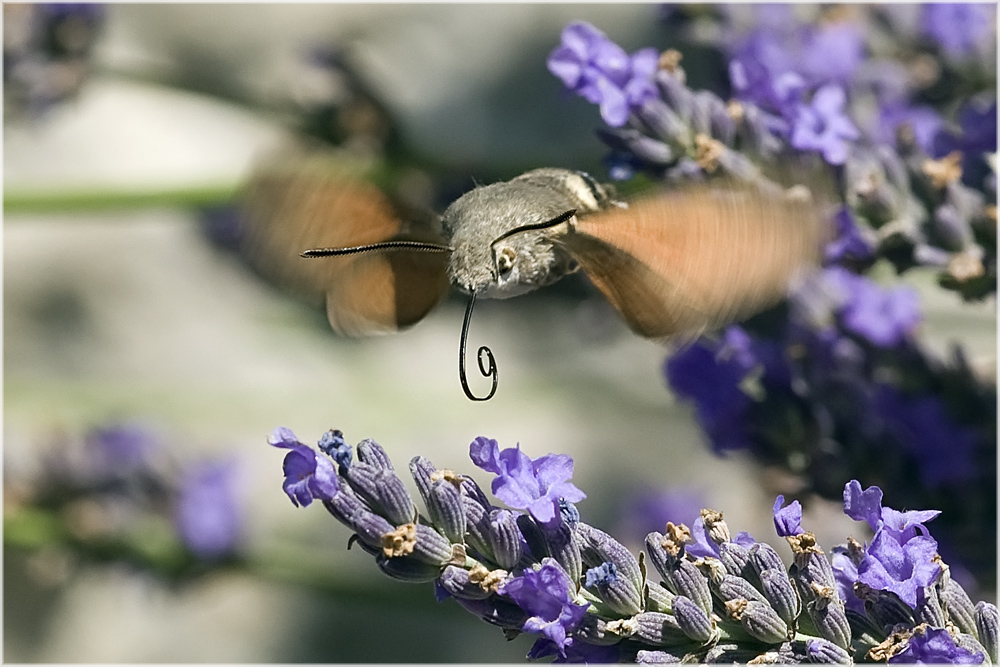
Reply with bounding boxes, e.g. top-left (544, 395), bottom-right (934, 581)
top-left (4, 4), bottom-right (995, 663)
